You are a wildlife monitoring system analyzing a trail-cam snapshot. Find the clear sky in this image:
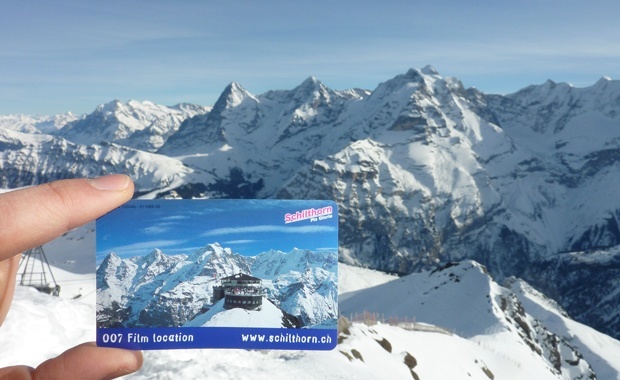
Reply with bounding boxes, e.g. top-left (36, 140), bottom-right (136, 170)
top-left (96, 199), bottom-right (338, 265)
top-left (1, 0), bottom-right (619, 115)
